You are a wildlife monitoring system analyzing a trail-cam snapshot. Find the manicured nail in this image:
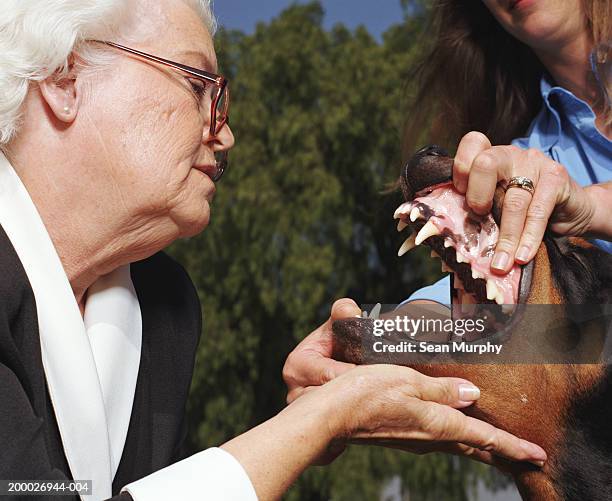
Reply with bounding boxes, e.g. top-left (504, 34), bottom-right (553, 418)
top-left (492, 251), bottom-right (509, 271)
top-left (459, 384), bottom-right (480, 402)
top-left (520, 439), bottom-right (547, 462)
top-left (516, 246), bottom-right (530, 262)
